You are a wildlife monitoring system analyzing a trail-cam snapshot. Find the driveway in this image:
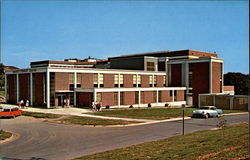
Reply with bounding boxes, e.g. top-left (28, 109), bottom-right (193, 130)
top-left (0, 113), bottom-right (248, 160)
